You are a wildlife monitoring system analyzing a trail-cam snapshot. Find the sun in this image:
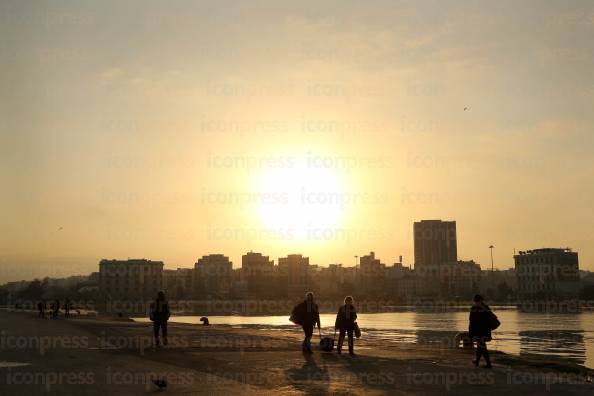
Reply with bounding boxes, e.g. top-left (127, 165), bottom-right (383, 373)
top-left (256, 163), bottom-right (346, 239)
